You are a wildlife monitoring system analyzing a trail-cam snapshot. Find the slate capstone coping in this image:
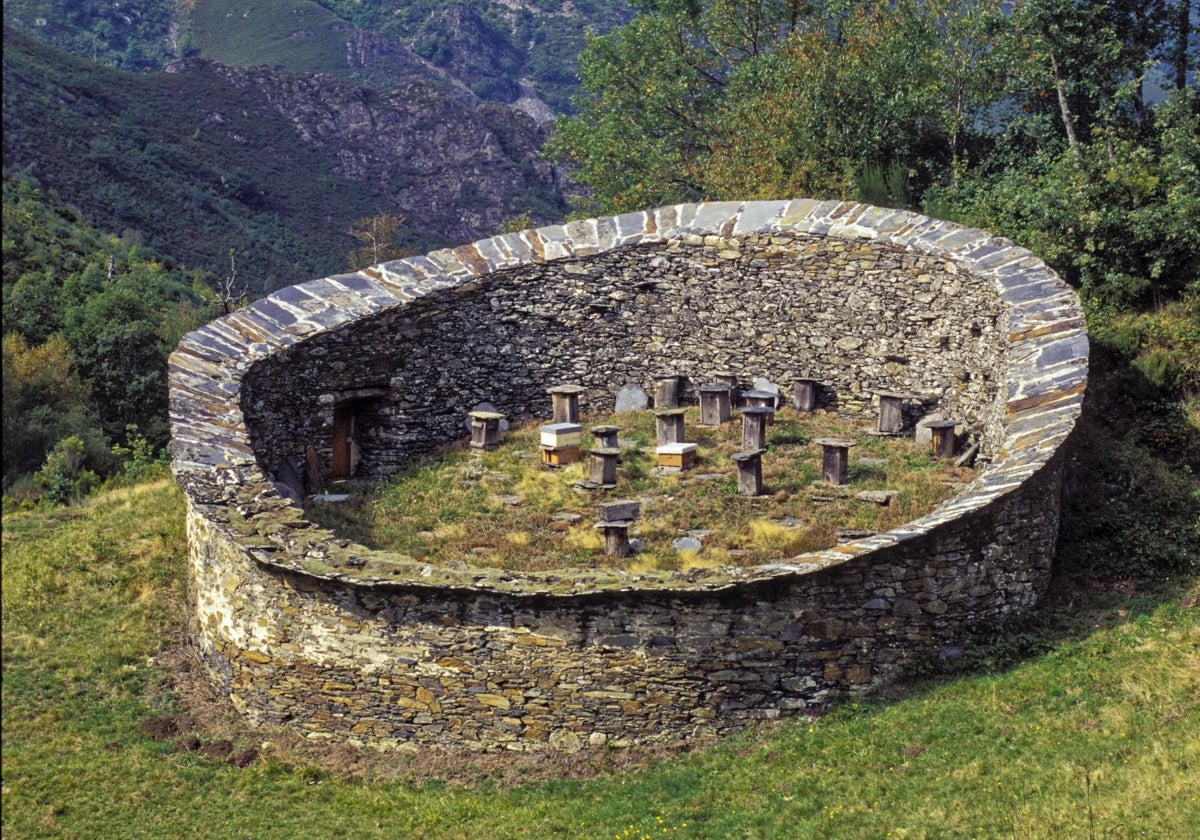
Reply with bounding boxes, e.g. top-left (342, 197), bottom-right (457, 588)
top-left (169, 200), bottom-right (1088, 597)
